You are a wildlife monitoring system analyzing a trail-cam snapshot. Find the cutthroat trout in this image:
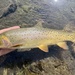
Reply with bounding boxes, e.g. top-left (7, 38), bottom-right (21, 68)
top-left (0, 21), bottom-right (75, 52)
